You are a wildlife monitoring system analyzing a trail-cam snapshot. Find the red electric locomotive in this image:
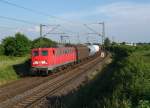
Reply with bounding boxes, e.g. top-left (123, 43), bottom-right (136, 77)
top-left (31, 47), bottom-right (77, 75)
top-left (31, 45), bottom-right (95, 75)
